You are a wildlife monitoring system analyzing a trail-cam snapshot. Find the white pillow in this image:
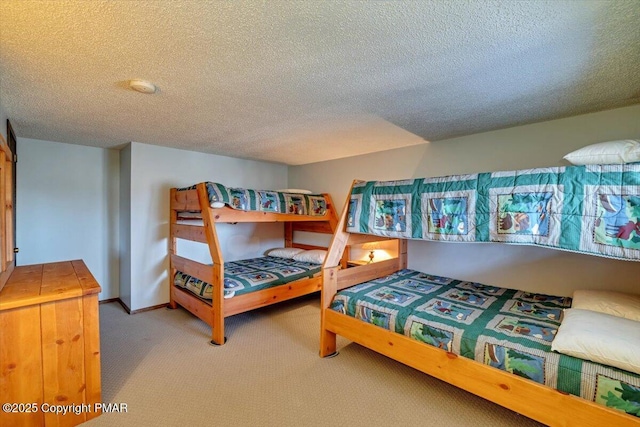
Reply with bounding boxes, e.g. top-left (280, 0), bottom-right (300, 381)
top-left (563, 139), bottom-right (640, 165)
top-left (551, 308), bottom-right (640, 375)
top-left (266, 247), bottom-right (304, 259)
top-left (292, 249), bottom-right (327, 264)
top-left (276, 189), bottom-right (313, 194)
top-left (572, 290), bottom-right (640, 322)
top-left (211, 201), bottom-right (226, 208)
